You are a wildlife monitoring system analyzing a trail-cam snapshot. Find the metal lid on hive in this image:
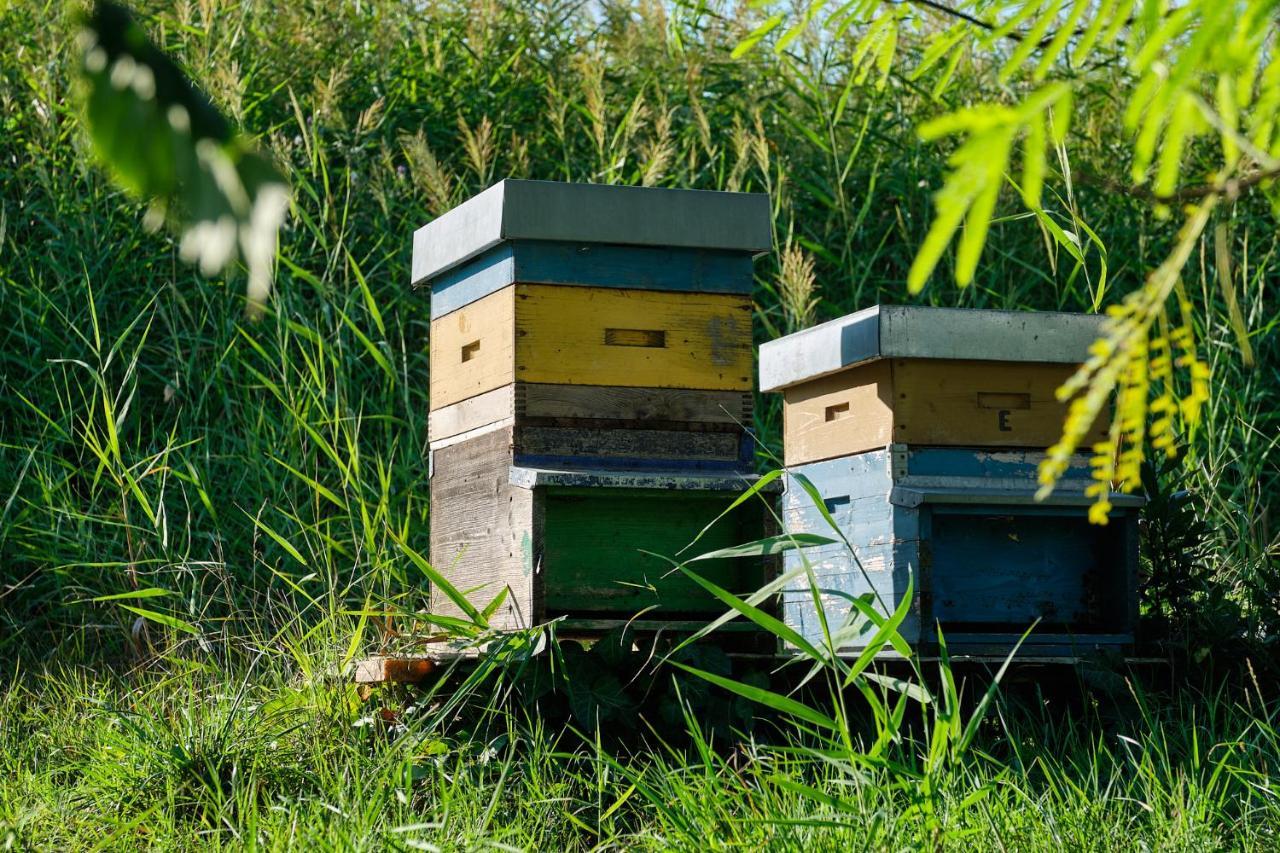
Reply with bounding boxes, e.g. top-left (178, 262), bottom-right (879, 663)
top-left (759, 304), bottom-right (1105, 393)
top-left (411, 180), bottom-right (772, 308)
